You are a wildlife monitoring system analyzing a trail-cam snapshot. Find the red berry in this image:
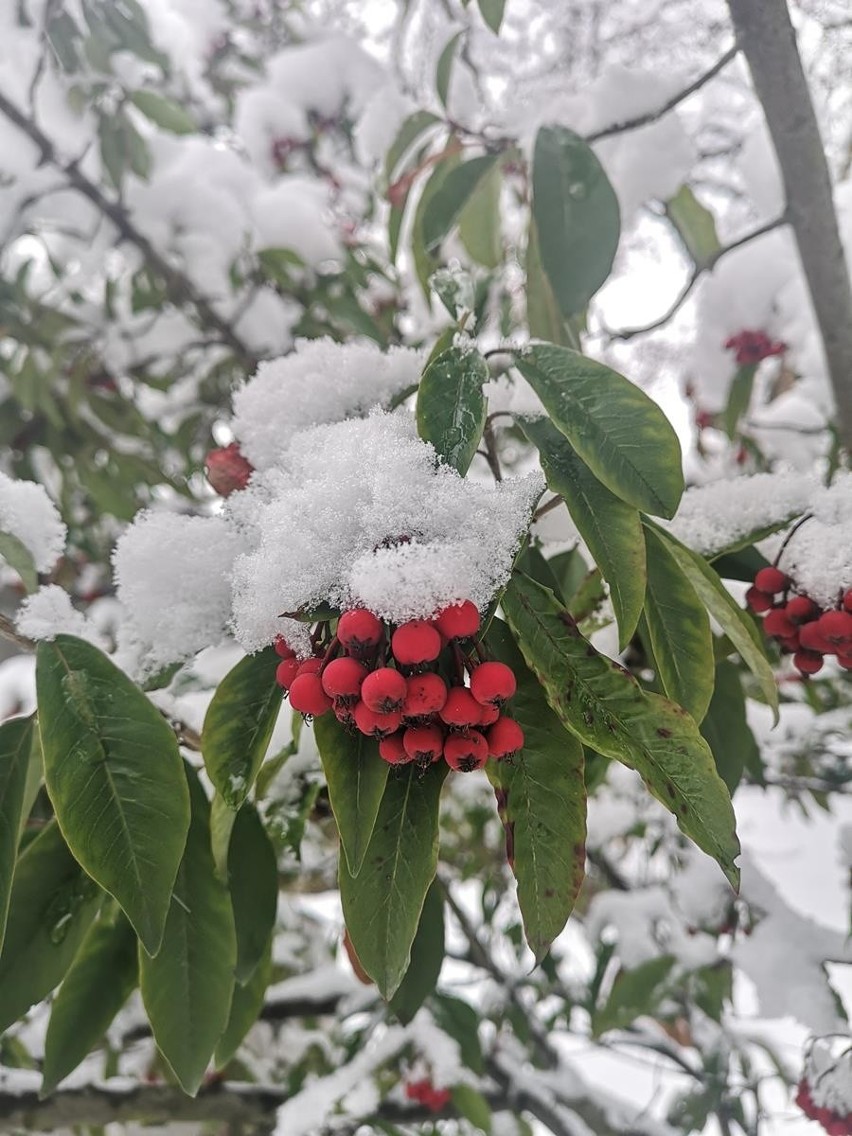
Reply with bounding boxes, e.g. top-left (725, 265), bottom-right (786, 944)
top-left (297, 657), bottom-right (323, 675)
top-left (435, 600), bottom-right (480, 640)
top-left (754, 566), bottom-right (788, 595)
top-left (799, 622), bottom-right (832, 653)
top-left (426, 1087), bottom-right (451, 1113)
top-left (361, 667), bottom-right (408, 713)
top-left (786, 595), bottom-right (818, 624)
top-left (289, 673), bottom-right (333, 717)
top-left (321, 656), bottom-right (367, 700)
top-left (746, 587), bottom-right (774, 614)
top-left (817, 609), bottom-right (852, 646)
top-left (402, 673), bottom-right (448, 718)
top-left (378, 732), bottom-right (412, 765)
top-left (274, 636), bottom-right (296, 658)
top-left (779, 634), bottom-right (800, 653)
top-left (337, 609), bottom-right (383, 653)
top-left (837, 654), bottom-right (852, 670)
top-left (478, 702), bottom-right (500, 726)
top-left (444, 730), bottom-right (488, 772)
top-left (403, 723), bottom-right (445, 764)
top-left (353, 701), bottom-right (401, 739)
top-left (439, 687), bottom-right (483, 728)
top-left (843, 589), bottom-right (852, 613)
top-left (391, 620), bottom-right (442, 666)
top-left (205, 442), bottom-right (253, 496)
top-left (275, 658), bottom-right (300, 690)
top-left (487, 716), bottom-right (525, 758)
top-left (470, 661), bottom-right (517, 707)
top-left (762, 609), bottom-right (796, 639)
top-left (793, 650), bottom-right (824, 676)
top-left (333, 699), bottom-right (356, 728)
